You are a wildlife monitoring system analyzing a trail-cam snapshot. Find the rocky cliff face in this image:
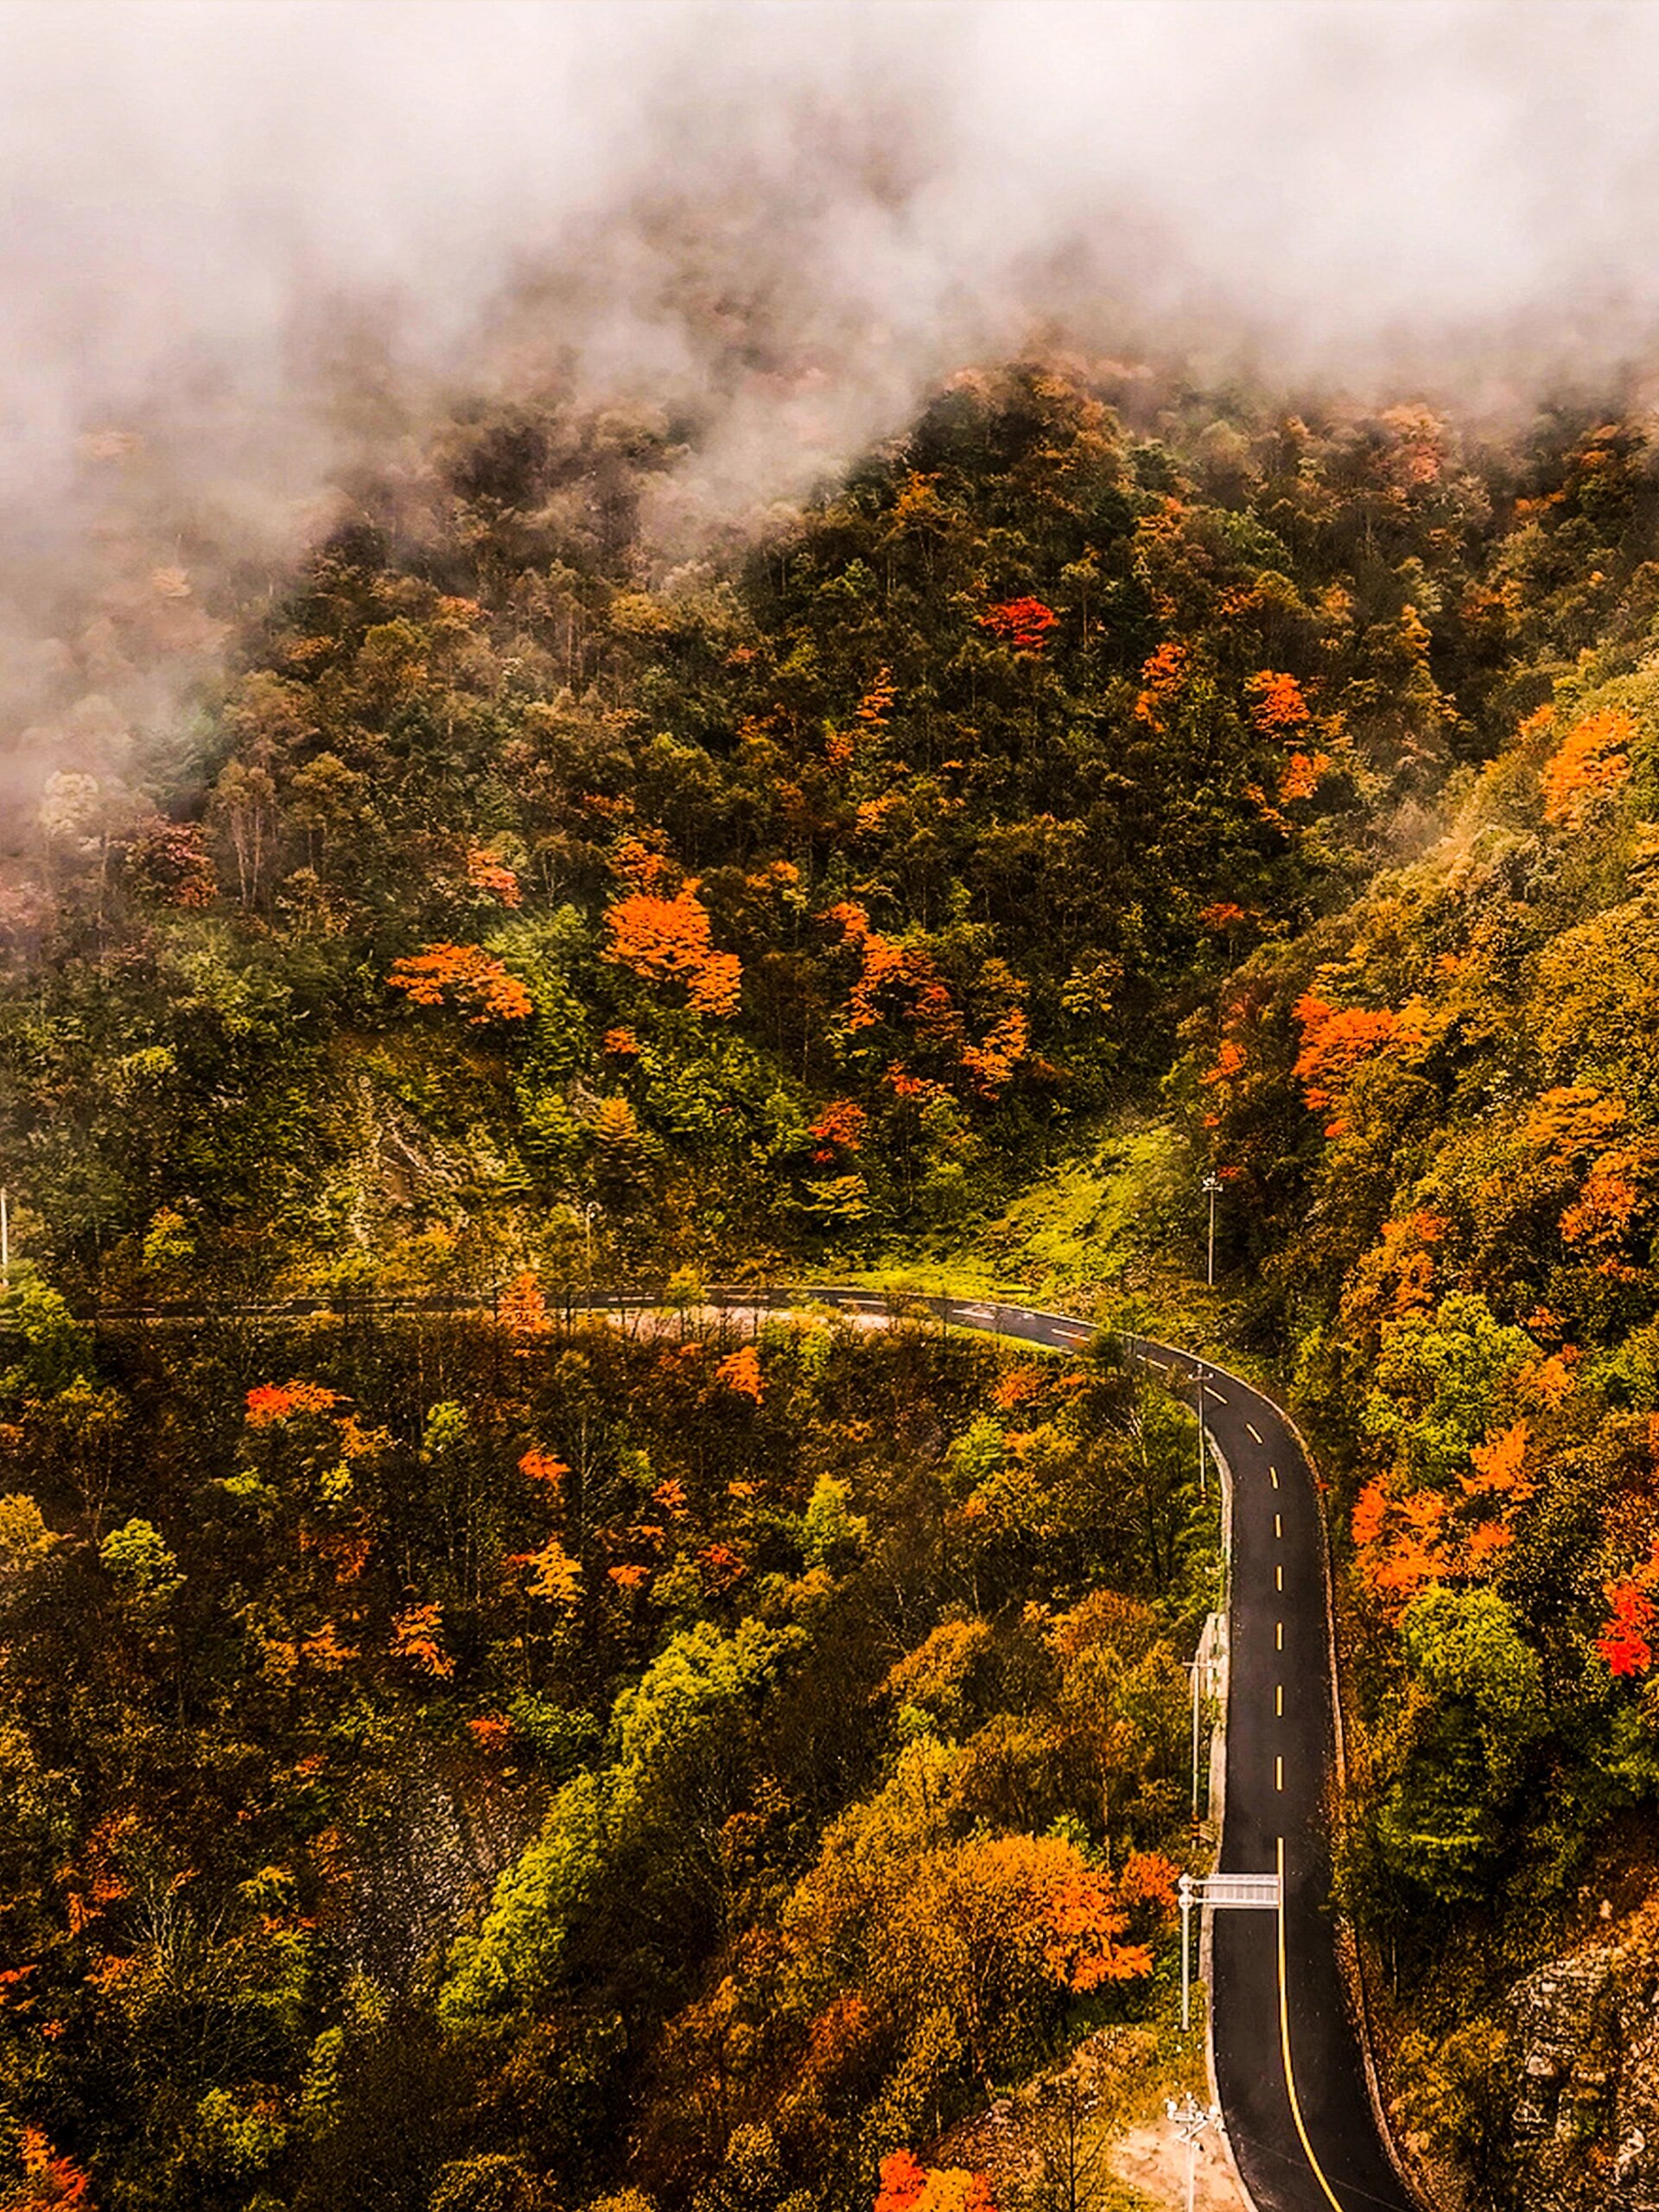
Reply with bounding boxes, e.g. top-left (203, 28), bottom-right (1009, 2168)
top-left (1499, 1914), bottom-right (1659, 2212)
